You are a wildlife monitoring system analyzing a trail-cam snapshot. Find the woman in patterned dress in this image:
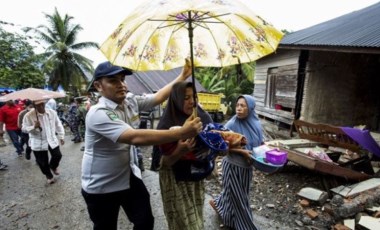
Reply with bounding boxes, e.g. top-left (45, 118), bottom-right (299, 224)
top-left (157, 81), bottom-right (213, 230)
